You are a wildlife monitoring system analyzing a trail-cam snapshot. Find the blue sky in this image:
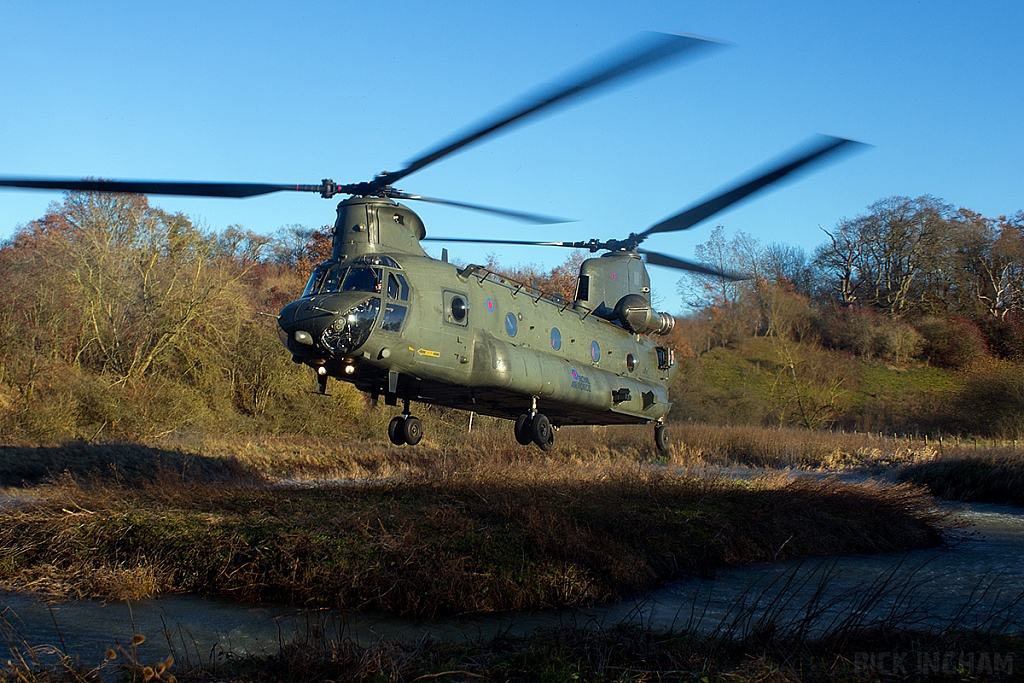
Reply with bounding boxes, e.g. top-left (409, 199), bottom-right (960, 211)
top-left (2, 1), bottom-right (1021, 313)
